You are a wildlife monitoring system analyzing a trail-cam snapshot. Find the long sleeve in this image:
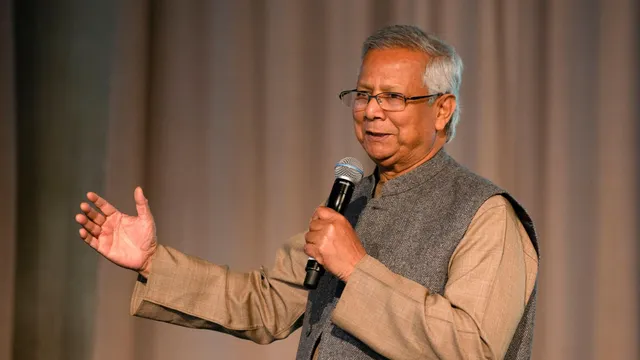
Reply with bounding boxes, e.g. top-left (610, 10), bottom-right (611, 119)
top-left (331, 195), bottom-right (539, 359)
top-left (130, 232), bottom-right (310, 344)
